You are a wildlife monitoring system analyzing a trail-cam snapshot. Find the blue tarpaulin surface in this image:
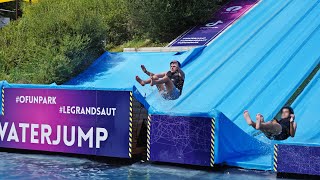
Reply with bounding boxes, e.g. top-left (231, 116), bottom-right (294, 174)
top-left (280, 70), bottom-right (320, 147)
top-left (0, 0), bottom-right (319, 171)
top-left (67, 0), bottom-right (320, 170)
